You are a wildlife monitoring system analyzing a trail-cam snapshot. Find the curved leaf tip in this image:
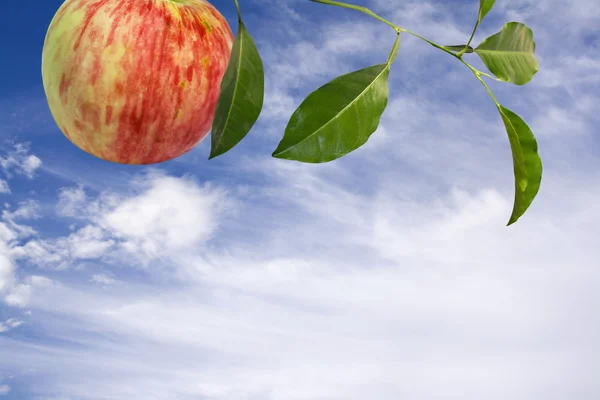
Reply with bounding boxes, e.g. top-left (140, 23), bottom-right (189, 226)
top-left (498, 105), bottom-right (542, 225)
